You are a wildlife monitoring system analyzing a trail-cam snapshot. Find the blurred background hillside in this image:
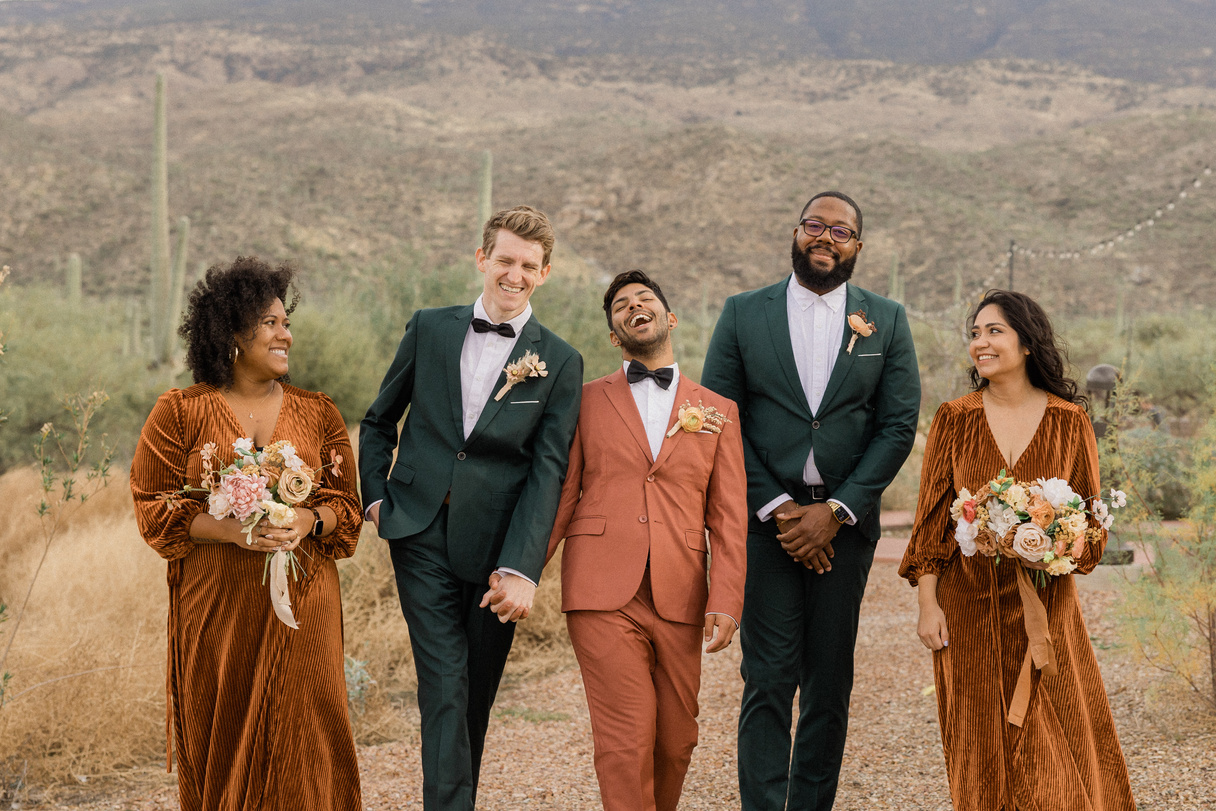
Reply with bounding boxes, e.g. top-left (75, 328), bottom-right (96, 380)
top-left (3, 0), bottom-right (1216, 465)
